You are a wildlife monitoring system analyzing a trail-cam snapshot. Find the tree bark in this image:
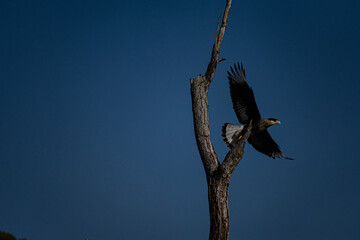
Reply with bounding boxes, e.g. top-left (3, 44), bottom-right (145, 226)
top-left (190, 1), bottom-right (253, 239)
top-left (206, 126), bottom-right (252, 240)
top-left (208, 176), bottom-right (229, 240)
